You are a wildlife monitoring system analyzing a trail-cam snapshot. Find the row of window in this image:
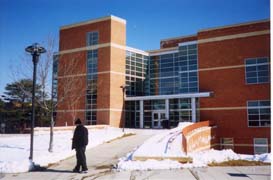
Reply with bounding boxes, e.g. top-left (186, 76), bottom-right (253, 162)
top-left (221, 138), bottom-right (268, 154)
